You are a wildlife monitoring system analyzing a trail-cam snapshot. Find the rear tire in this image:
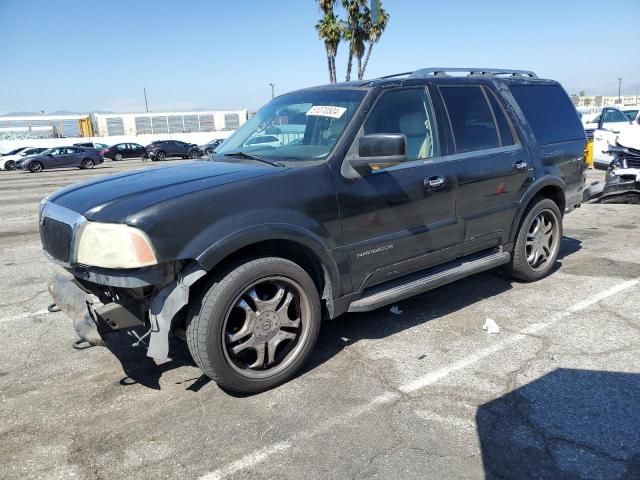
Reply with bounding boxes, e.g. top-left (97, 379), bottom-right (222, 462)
top-left (29, 161), bottom-right (43, 173)
top-left (507, 198), bottom-right (562, 282)
top-left (186, 257), bottom-right (321, 393)
top-left (80, 158), bottom-right (94, 169)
